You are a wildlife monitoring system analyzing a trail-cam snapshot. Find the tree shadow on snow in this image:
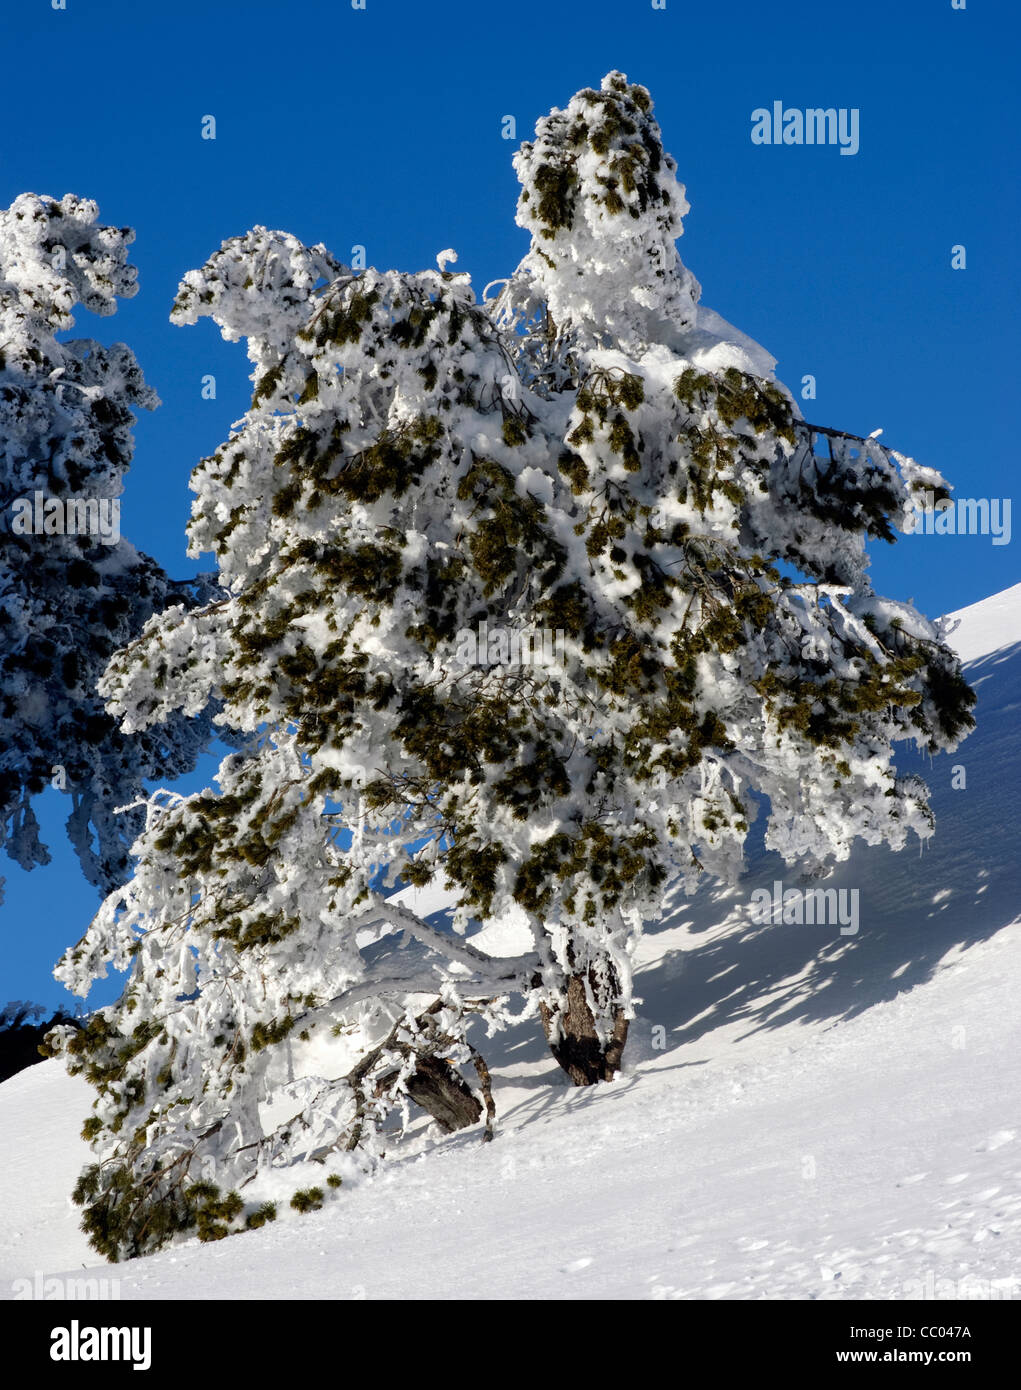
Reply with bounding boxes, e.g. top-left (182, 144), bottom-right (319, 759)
top-left (396, 640), bottom-right (1020, 1123)
top-left (629, 638), bottom-right (1021, 1056)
